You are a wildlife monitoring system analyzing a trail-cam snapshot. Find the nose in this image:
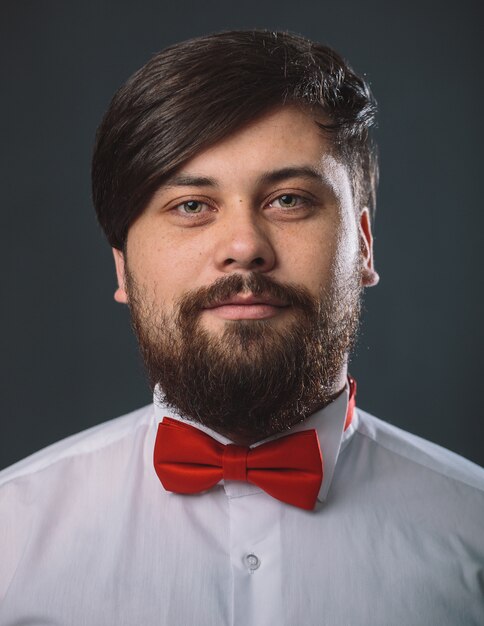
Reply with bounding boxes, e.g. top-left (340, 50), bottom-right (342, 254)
top-left (214, 208), bottom-right (276, 274)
